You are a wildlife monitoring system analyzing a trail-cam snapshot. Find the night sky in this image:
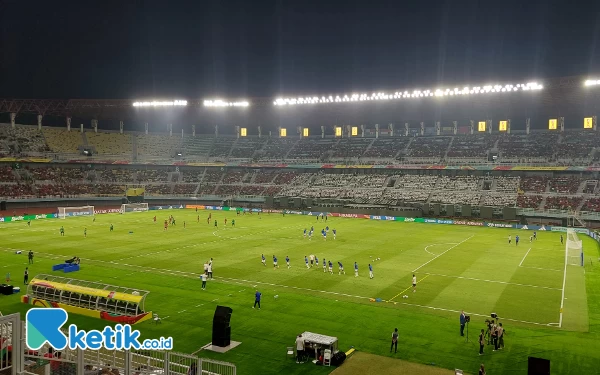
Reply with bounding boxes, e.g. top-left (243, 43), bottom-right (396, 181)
top-left (1, 0), bottom-right (599, 100)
